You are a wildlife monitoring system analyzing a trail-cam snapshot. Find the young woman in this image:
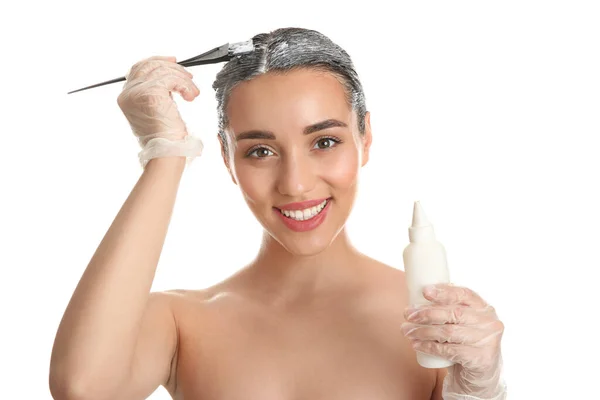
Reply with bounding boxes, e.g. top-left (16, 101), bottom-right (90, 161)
top-left (50, 27), bottom-right (506, 400)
